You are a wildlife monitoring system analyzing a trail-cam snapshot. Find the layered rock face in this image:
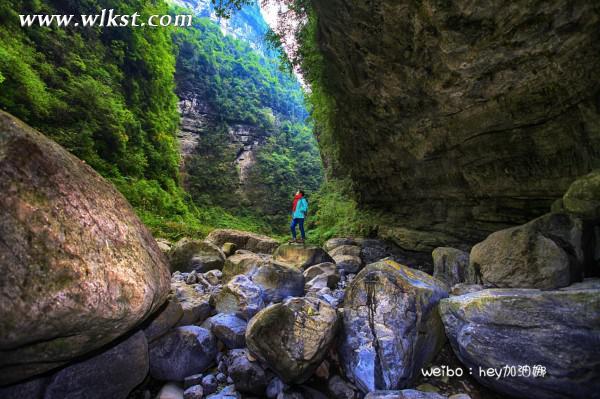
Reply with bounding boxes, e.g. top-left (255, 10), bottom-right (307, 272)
top-left (0, 111), bottom-right (171, 384)
top-left (439, 282), bottom-right (600, 399)
top-left (313, 0), bottom-right (600, 248)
